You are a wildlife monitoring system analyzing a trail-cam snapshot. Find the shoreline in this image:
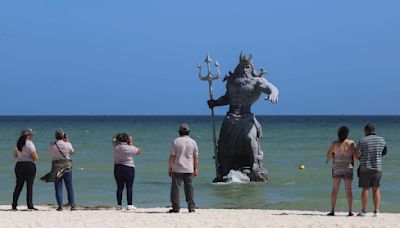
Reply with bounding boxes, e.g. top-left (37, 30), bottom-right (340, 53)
top-left (0, 206), bottom-right (398, 228)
